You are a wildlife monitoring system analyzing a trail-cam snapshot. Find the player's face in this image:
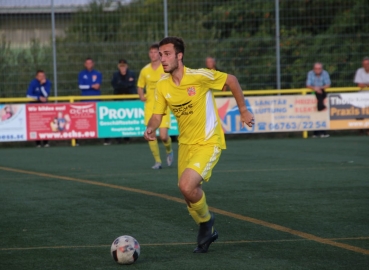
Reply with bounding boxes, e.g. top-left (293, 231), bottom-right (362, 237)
top-left (363, 60), bottom-right (369, 71)
top-left (36, 72), bottom-right (46, 82)
top-left (149, 48), bottom-right (160, 62)
top-left (159, 44), bottom-right (182, 73)
top-left (85, 60), bottom-right (94, 71)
